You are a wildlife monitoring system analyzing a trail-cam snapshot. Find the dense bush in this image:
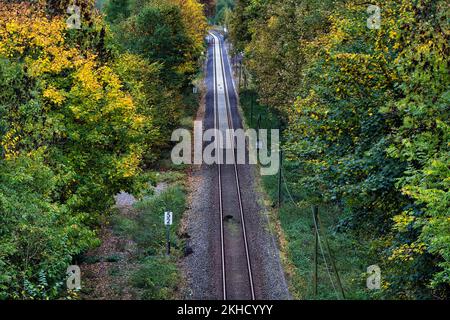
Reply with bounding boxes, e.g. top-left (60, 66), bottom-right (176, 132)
top-left (130, 256), bottom-right (179, 300)
top-left (0, 154), bottom-right (97, 299)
